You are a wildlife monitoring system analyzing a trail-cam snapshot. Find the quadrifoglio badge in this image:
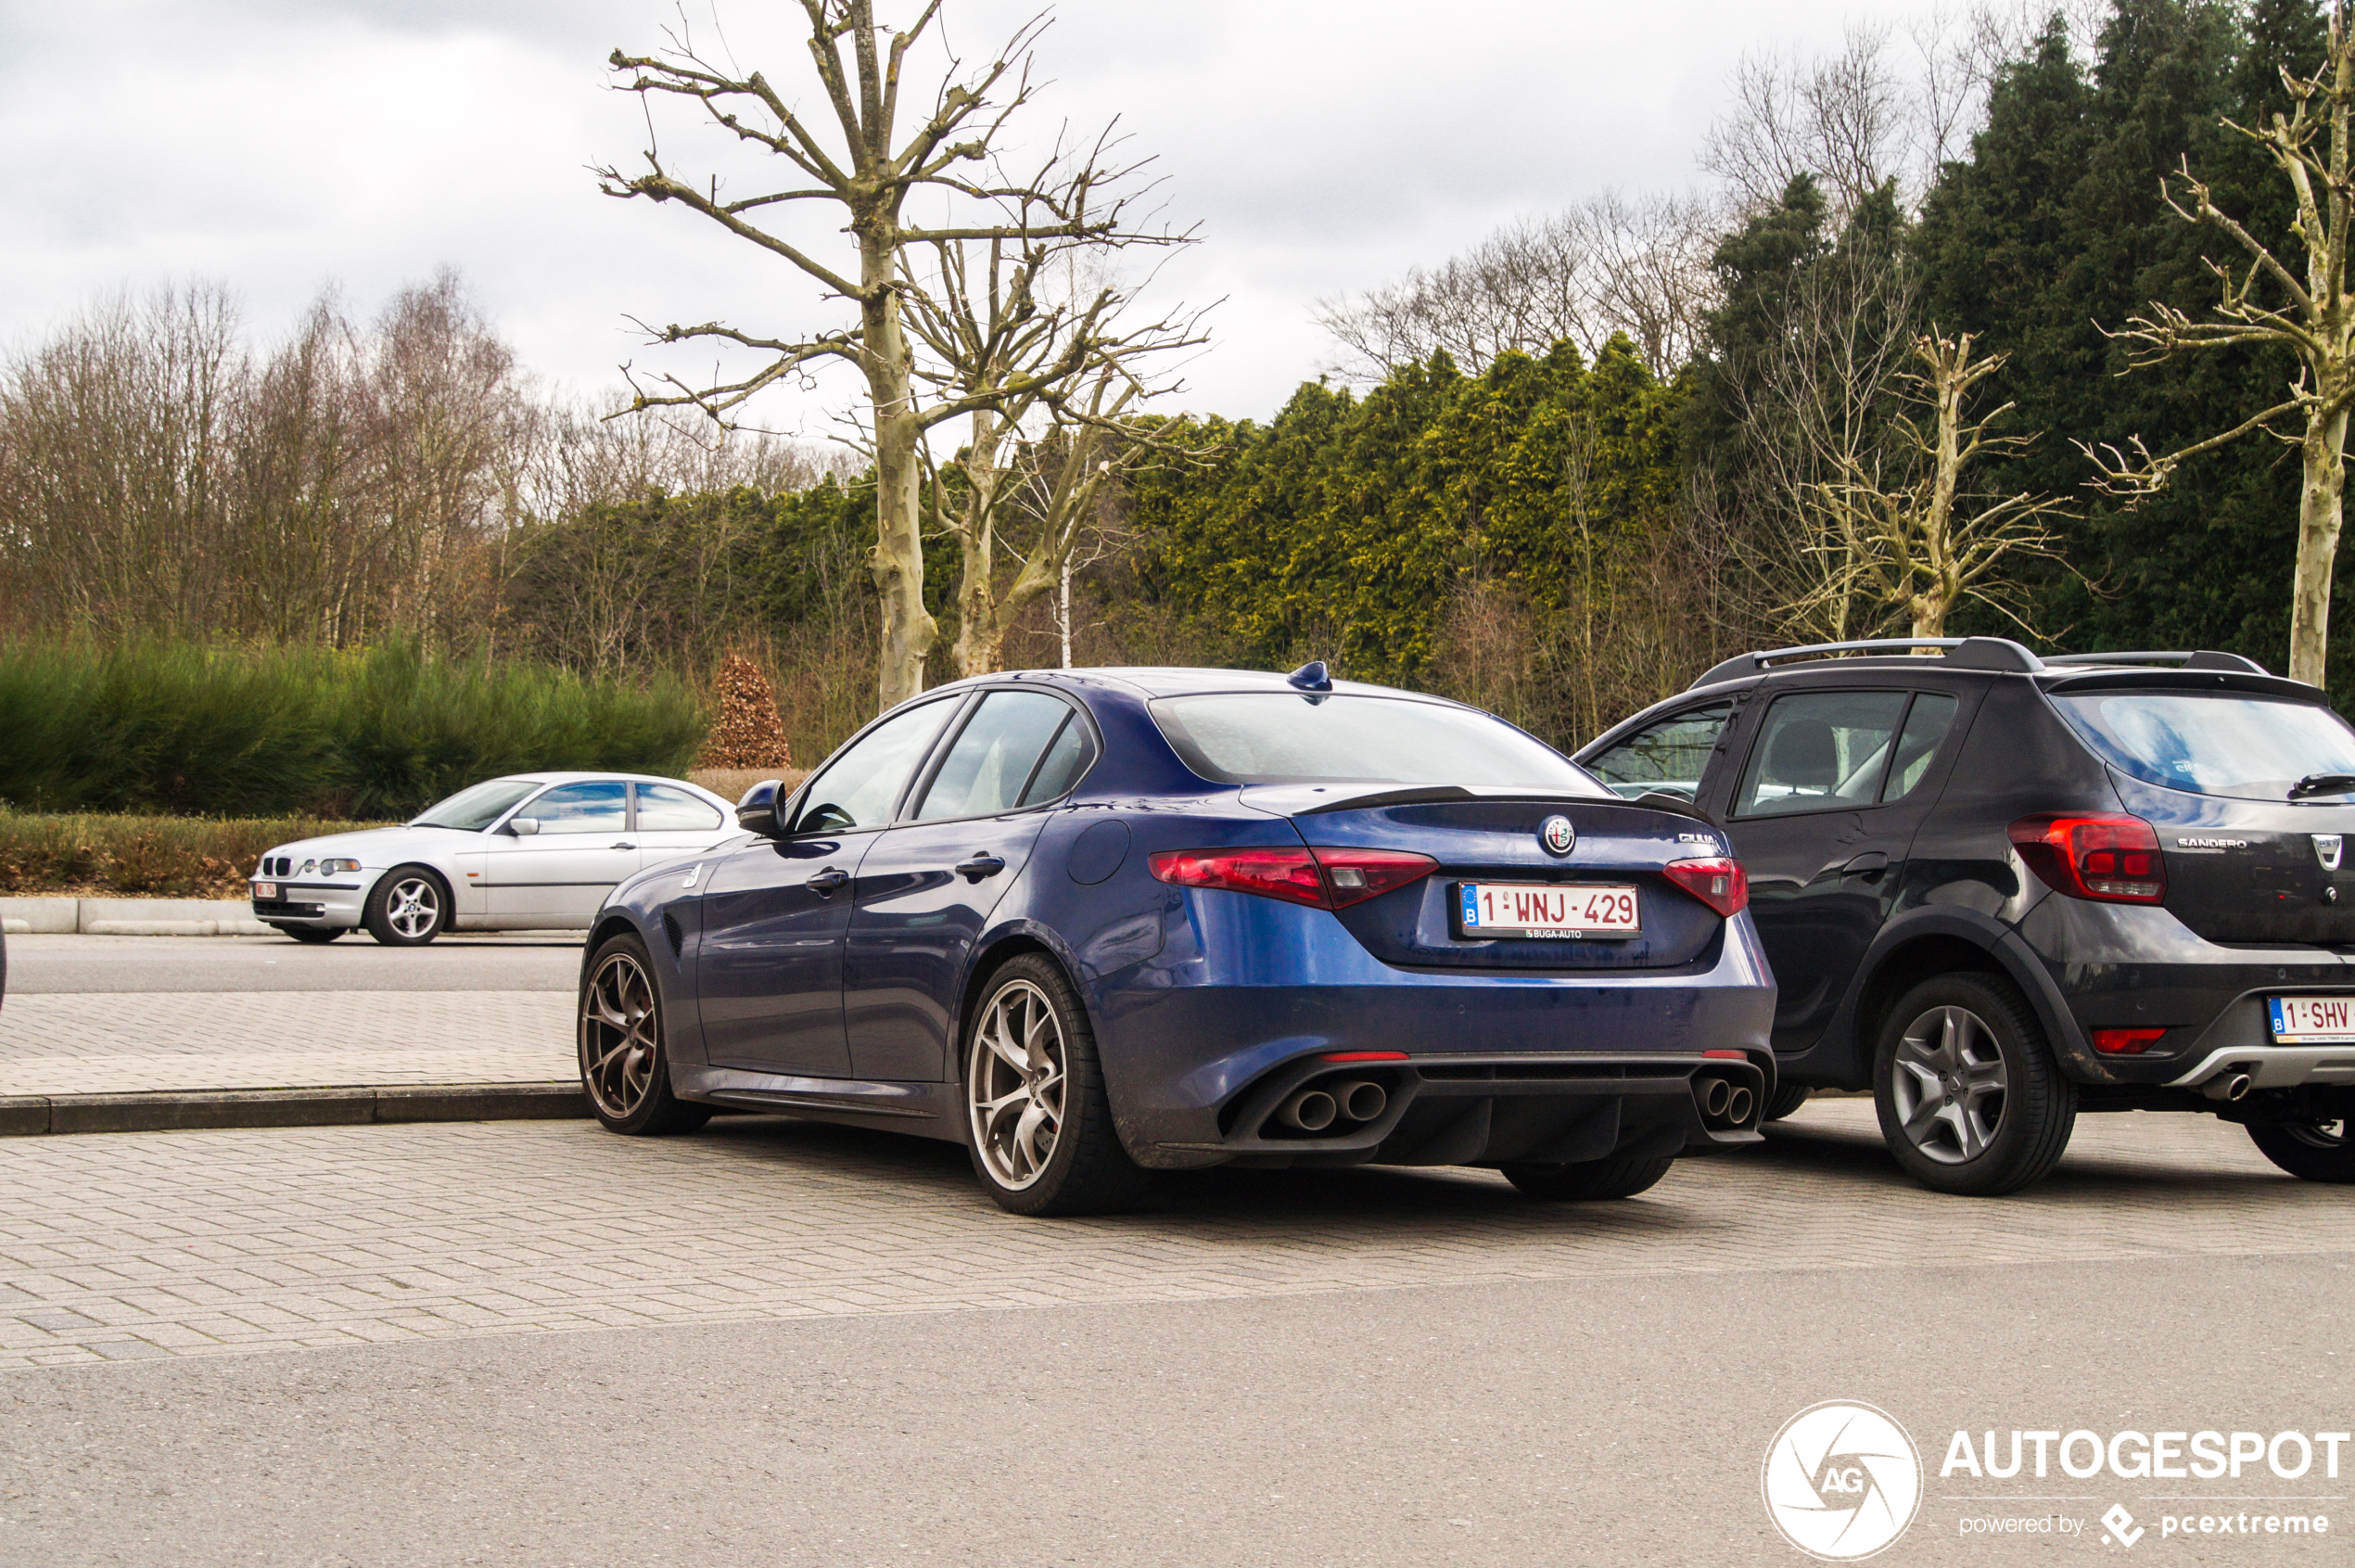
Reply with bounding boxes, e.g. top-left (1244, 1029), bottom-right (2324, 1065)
top-left (1764, 1403), bottom-right (2347, 1557)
